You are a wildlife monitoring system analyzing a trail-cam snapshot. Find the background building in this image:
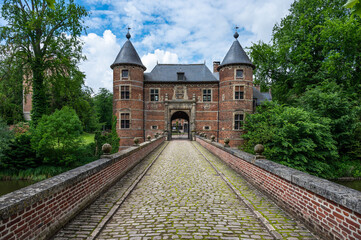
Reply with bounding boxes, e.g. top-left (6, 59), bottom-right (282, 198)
top-left (111, 31), bottom-right (271, 149)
